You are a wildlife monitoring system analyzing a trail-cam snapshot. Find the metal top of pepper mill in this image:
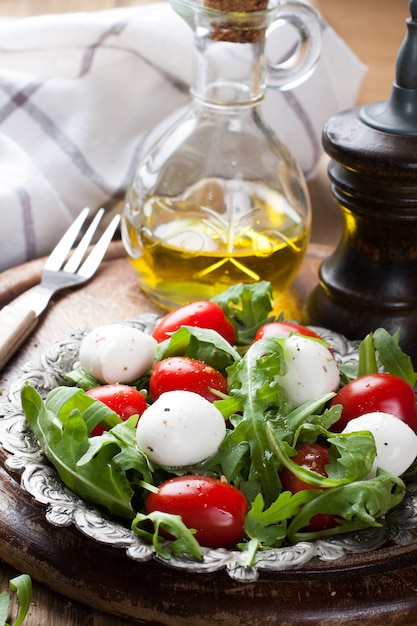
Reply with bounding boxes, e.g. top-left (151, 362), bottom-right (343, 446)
top-left (360, 0), bottom-right (417, 134)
